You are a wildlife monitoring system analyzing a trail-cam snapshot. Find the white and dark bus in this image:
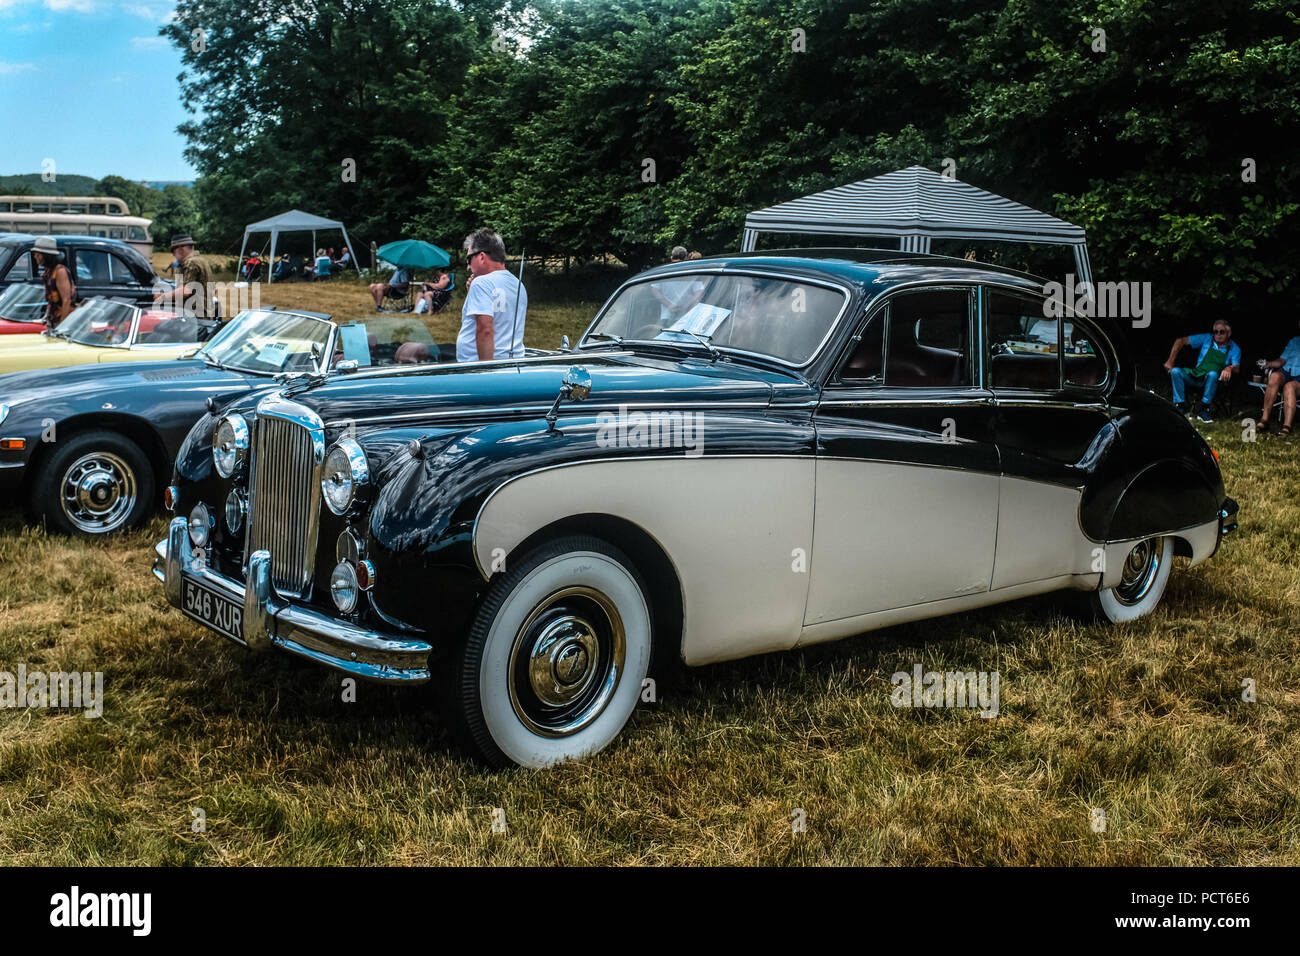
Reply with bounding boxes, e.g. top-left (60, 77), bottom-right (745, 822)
top-left (0, 196), bottom-right (153, 256)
